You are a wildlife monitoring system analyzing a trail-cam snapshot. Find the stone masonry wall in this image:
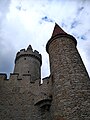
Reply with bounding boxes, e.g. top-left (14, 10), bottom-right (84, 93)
top-left (0, 73), bottom-right (52, 120)
top-left (0, 74), bottom-right (39, 120)
top-left (47, 35), bottom-right (90, 120)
